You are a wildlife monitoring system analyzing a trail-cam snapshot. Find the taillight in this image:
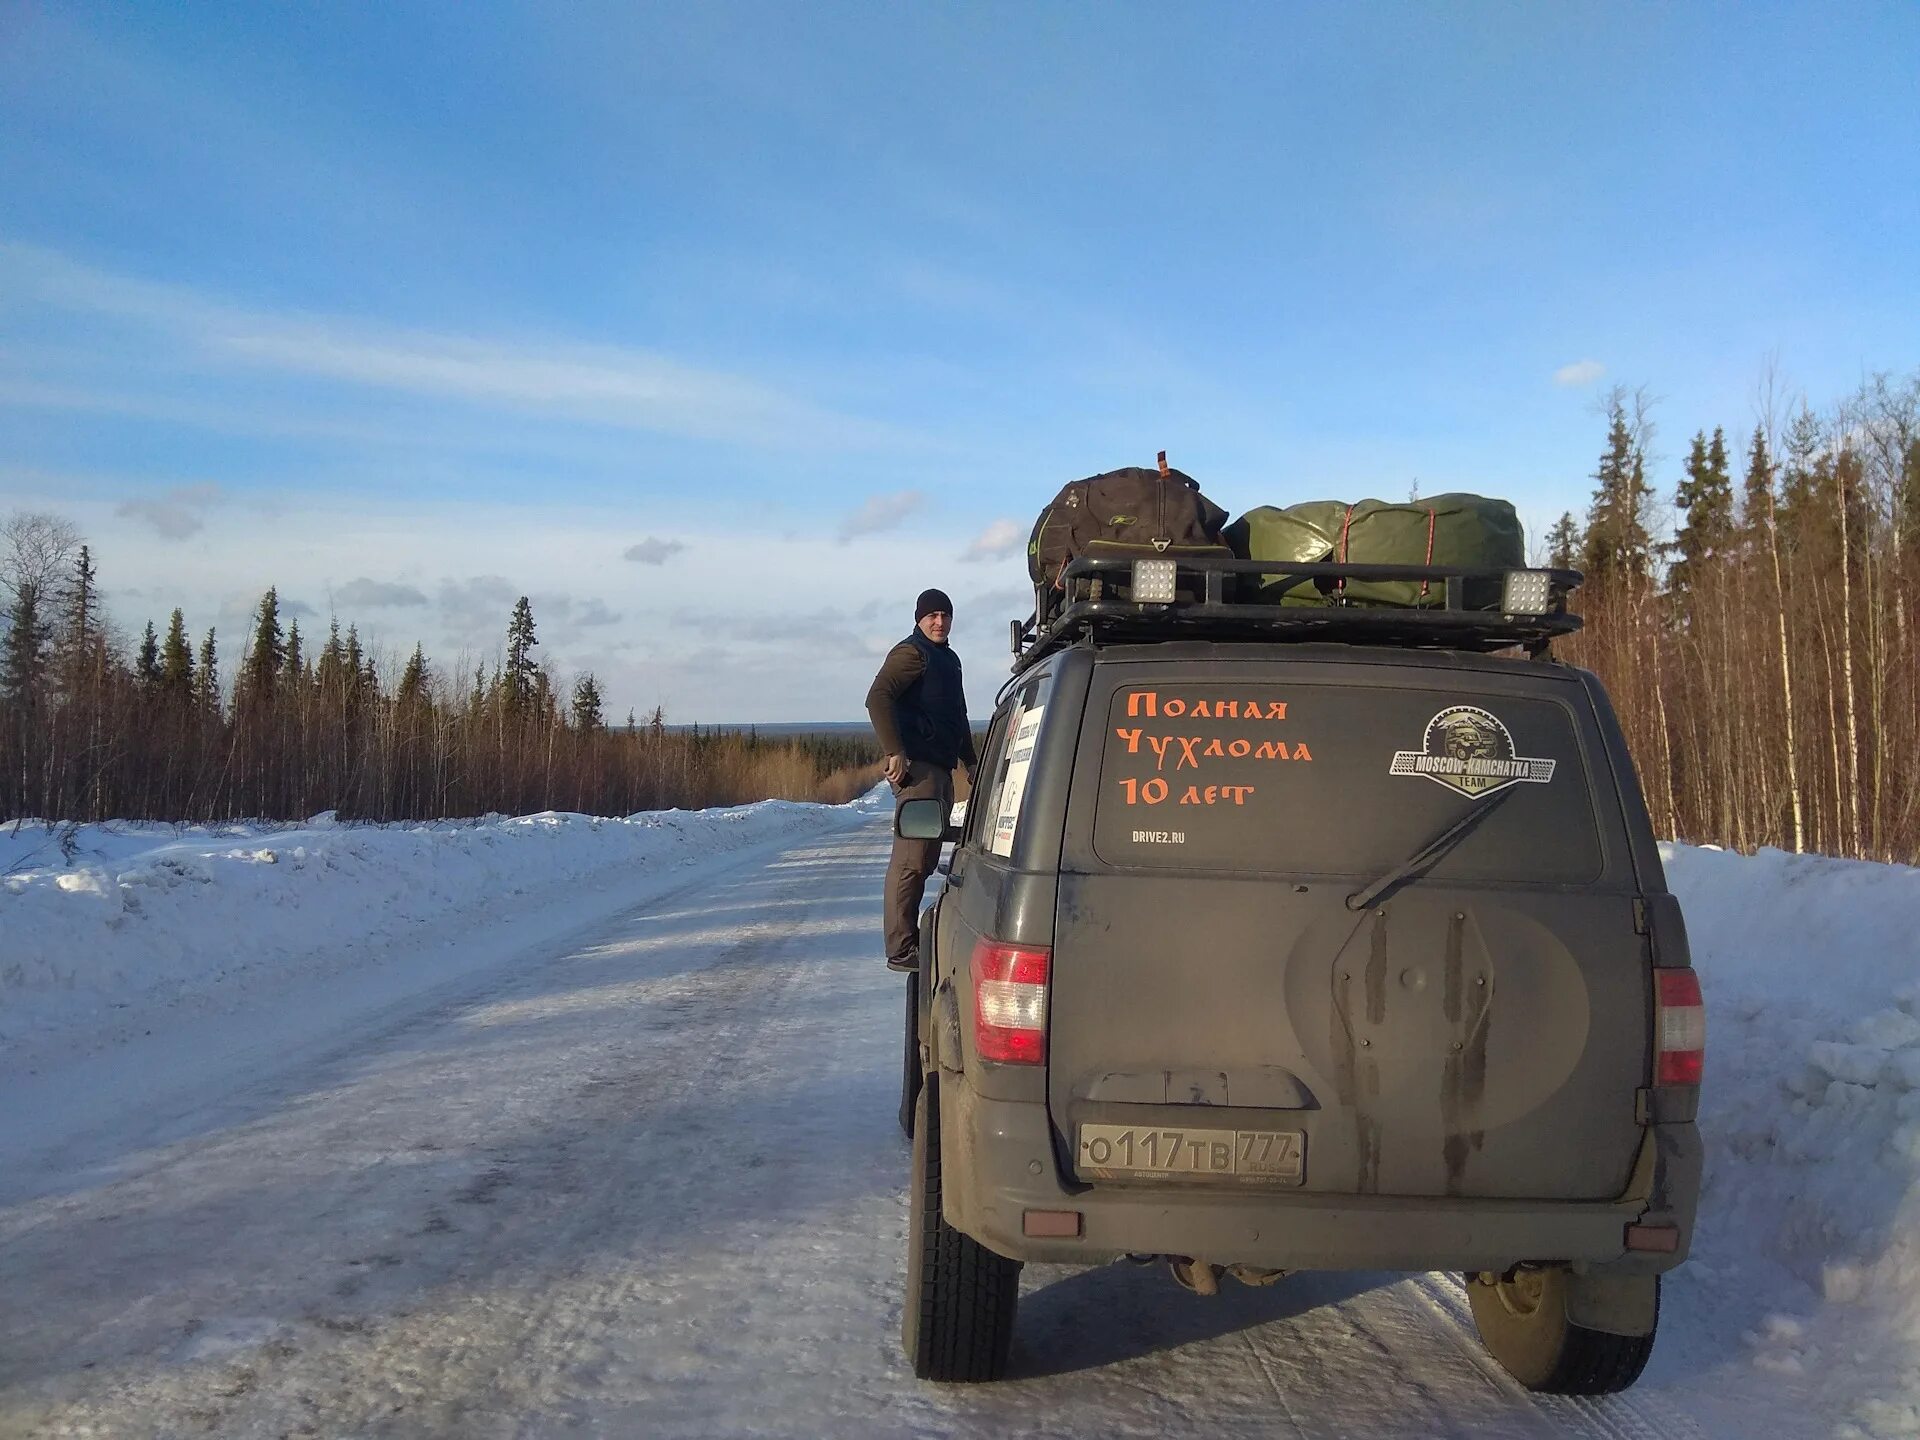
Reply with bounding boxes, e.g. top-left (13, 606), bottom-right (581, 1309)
top-left (1654, 968), bottom-right (1705, 1086)
top-left (973, 939), bottom-right (1050, 1065)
